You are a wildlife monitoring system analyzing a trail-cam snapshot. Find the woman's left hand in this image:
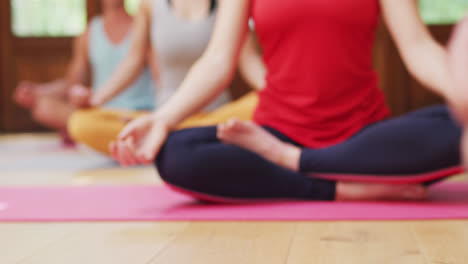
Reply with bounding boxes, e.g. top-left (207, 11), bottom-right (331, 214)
top-left (69, 84), bottom-right (92, 108)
